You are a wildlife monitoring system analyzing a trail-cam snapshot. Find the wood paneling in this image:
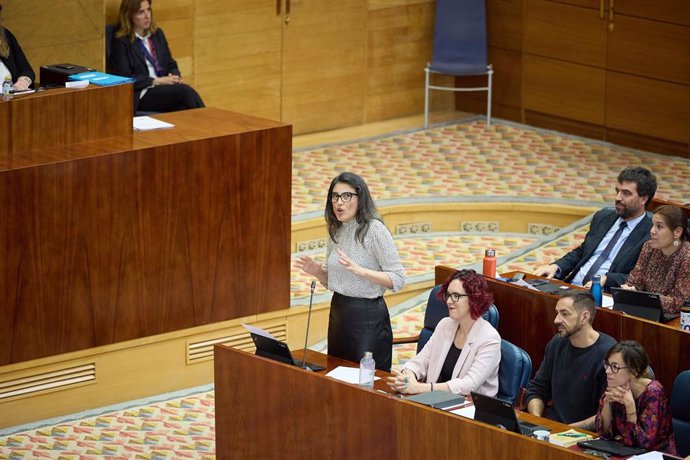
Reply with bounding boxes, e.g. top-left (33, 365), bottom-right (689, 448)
top-left (194, 1), bottom-right (282, 121)
top-left (615, 0), bottom-right (690, 27)
top-left (366, 1), bottom-right (448, 122)
top-left (523, 54), bottom-right (606, 124)
top-left (0, 108), bottom-right (292, 365)
top-left (488, 0), bottom-right (523, 52)
top-left (607, 15), bottom-right (690, 86)
top-left (524, 0), bottom-right (607, 67)
top-left (606, 72), bottom-right (690, 144)
top-left (2, 0), bottom-right (103, 74)
top-left (282, 0), bottom-right (367, 134)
